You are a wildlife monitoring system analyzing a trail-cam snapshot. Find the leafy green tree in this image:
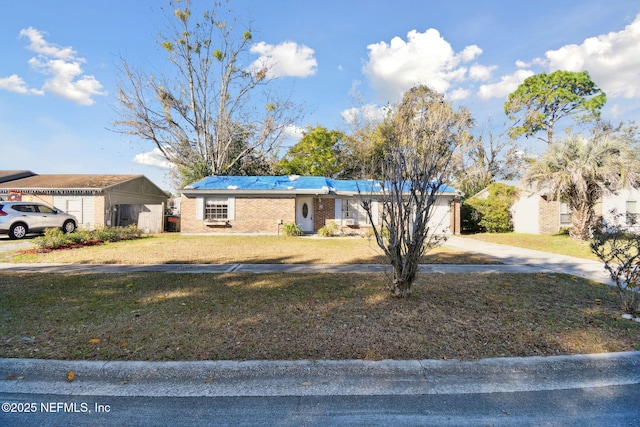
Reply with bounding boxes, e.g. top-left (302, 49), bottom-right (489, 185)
top-left (360, 86), bottom-right (474, 298)
top-left (524, 134), bottom-right (640, 240)
top-left (341, 122), bottom-right (389, 179)
top-left (504, 70), bottom-right (606, 145)
top-left (463, 183), bottom-right (517, 233)
top-left (115, 0), bottom-right (301, 186)
top-left (275, 126), bottom-right (344, 177)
